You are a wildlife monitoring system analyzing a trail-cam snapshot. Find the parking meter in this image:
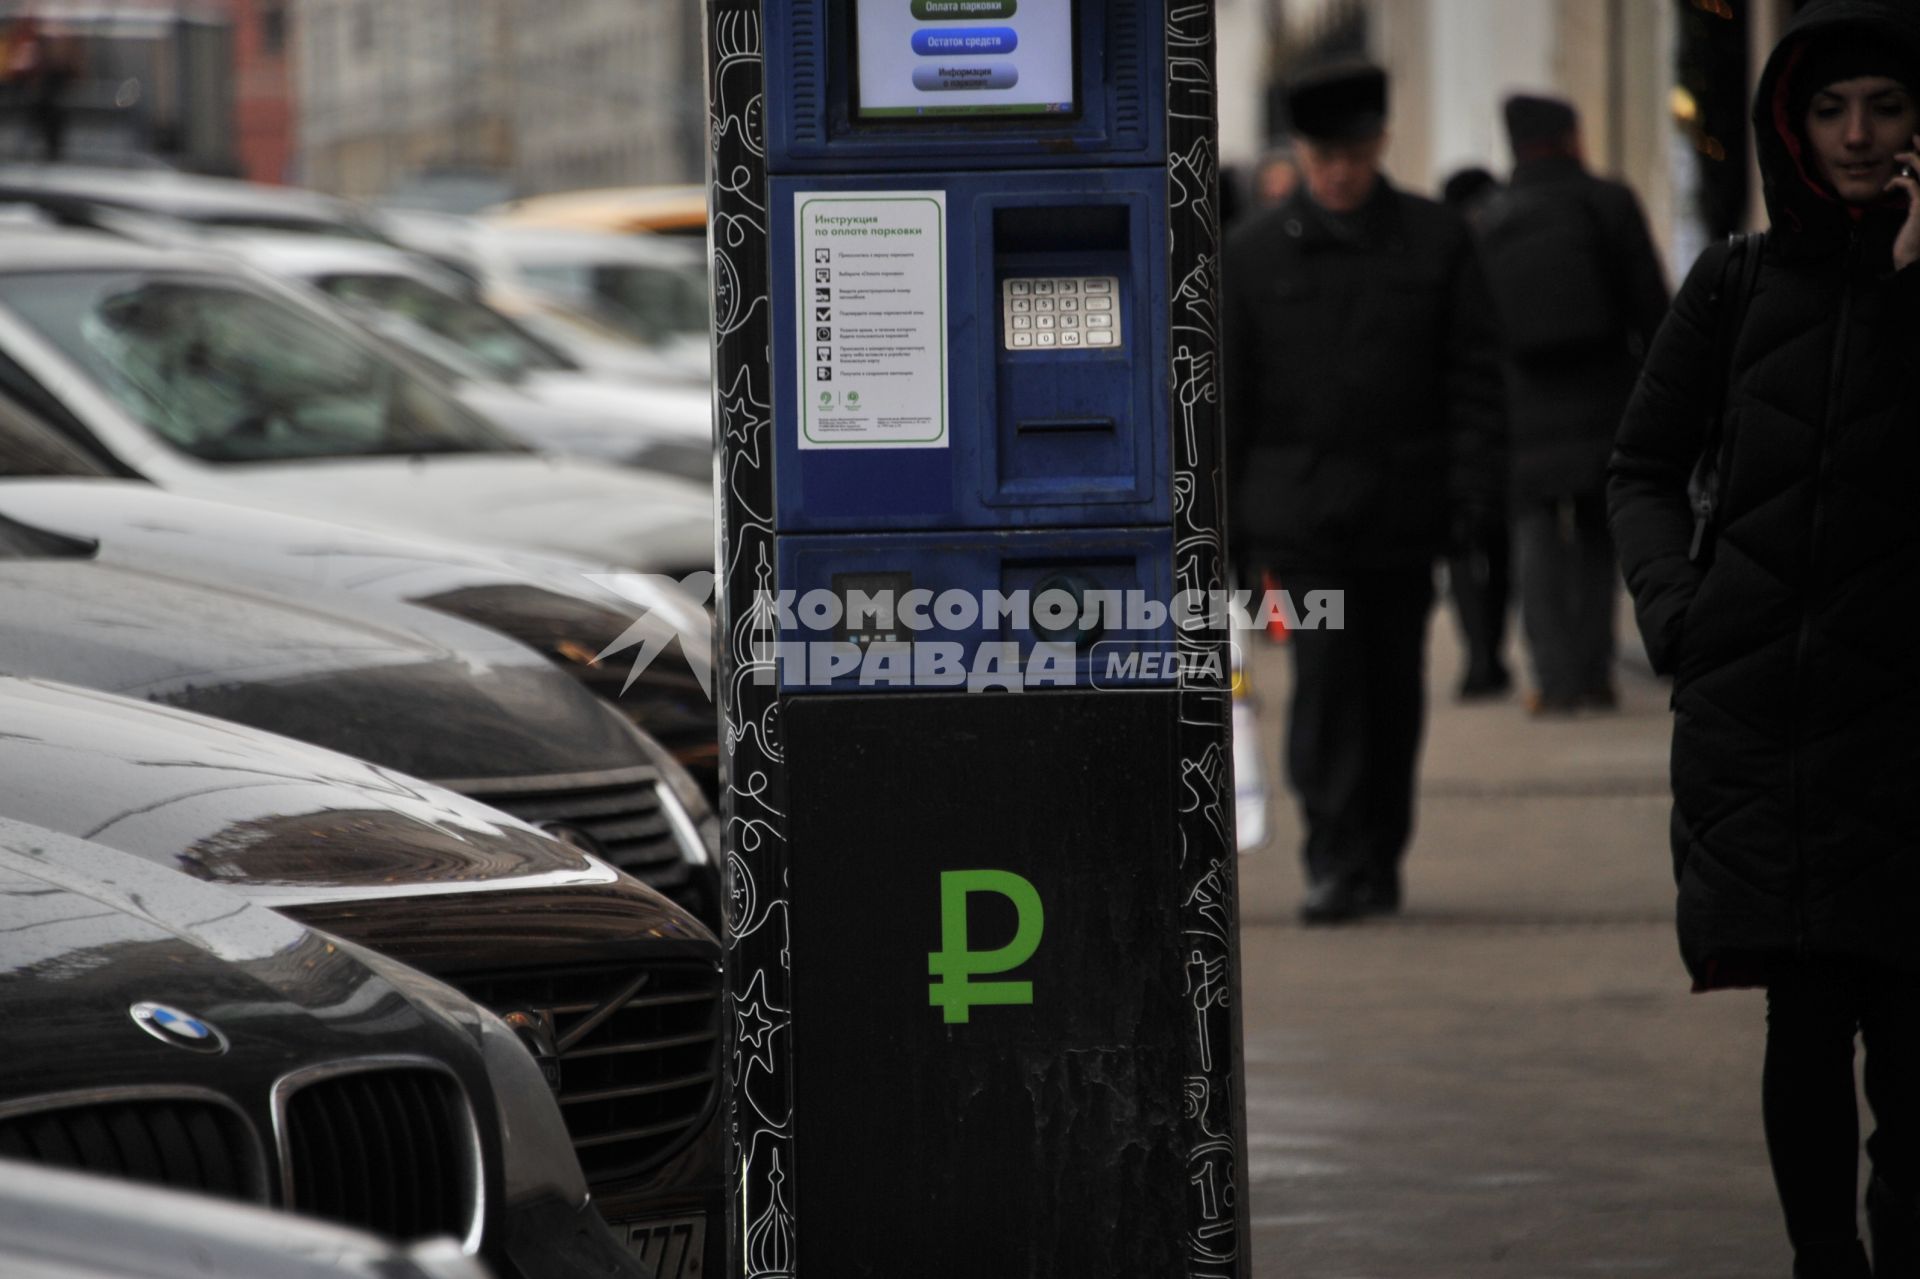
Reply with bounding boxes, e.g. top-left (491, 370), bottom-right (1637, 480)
top-left (704, 0), bottom-right (1248, 1273)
